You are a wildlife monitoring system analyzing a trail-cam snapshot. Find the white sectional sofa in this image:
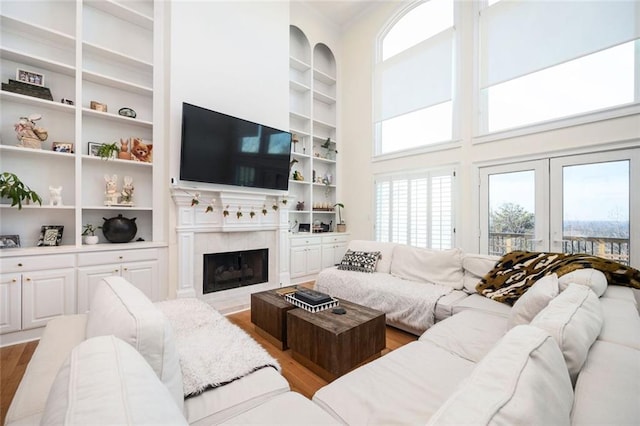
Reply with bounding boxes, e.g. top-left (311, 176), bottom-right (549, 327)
top-left (315, 240), bottom-right (507, 334)
top-left (313, 276), bottom-right (640, 424)
top-left (5, 276), bottom-right (338, 426)
top-left (7, 247), bottom-right (640, 425)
